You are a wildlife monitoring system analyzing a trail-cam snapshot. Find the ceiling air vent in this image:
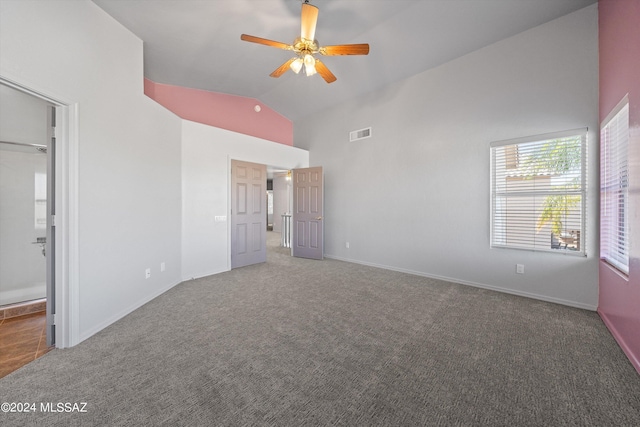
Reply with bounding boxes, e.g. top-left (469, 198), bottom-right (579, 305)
top-left (349, 127), bottom-right (372, 142)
